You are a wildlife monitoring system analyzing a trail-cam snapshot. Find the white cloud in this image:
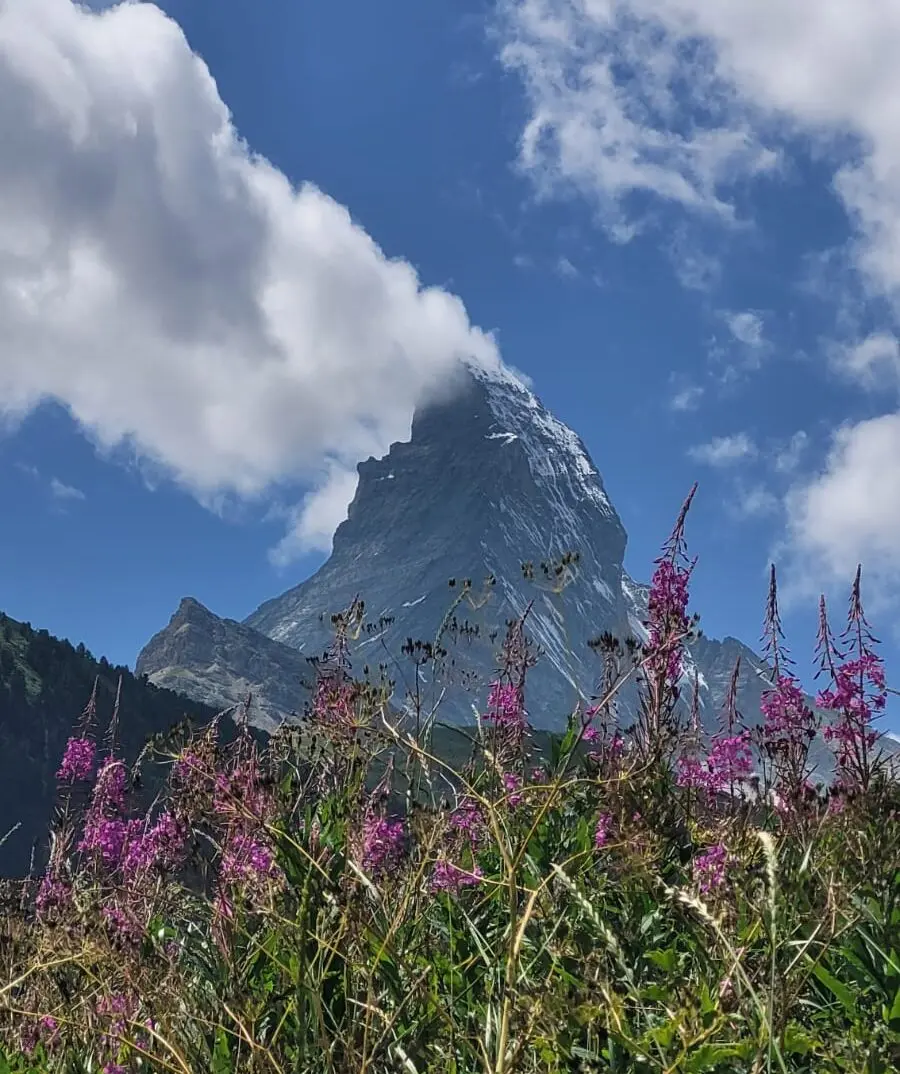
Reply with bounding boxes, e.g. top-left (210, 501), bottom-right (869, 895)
top-left (495, 0), bottom-right (779, 238)
top-left (268, 462), bottom-right (361, 563)
top-left (725, 310), bottom-right (765, 348)
top-left (773, 431), bottom-right (808, 474)
top-left (50, 477), bottom-right (85, 500)
top-left (555, 255), bottom-right (579, 278)
top-left (497, 0), bottom-right (900, 309)
top-left (832, 332), bottom-right (900, 391)
top-left (497, 1), bottom-right (900, 601)
top-left (783, 414), bottom-right (900, 595)
top-left (688, 433), bottom-right (756, 466)
top-left (670, 384), bottom-right (704, 411)
top-left (730, 482), bottom-right (779, 519)
top-left (0, 0), bottom-right (500, 562)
